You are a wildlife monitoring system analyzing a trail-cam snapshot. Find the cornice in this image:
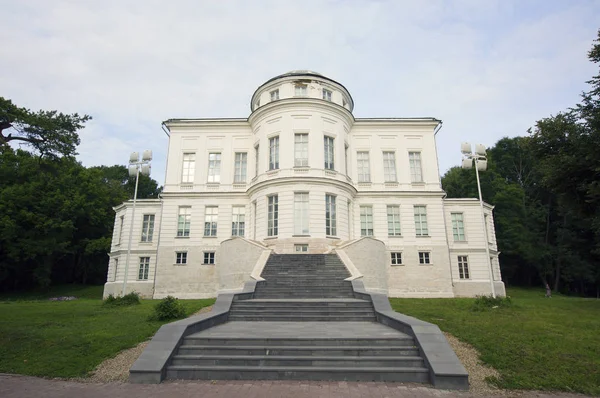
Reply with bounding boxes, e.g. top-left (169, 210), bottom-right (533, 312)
top-left (247, 176), bottom-right (357, 196)
top-left (248, 98), bottom-right (354, 127)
